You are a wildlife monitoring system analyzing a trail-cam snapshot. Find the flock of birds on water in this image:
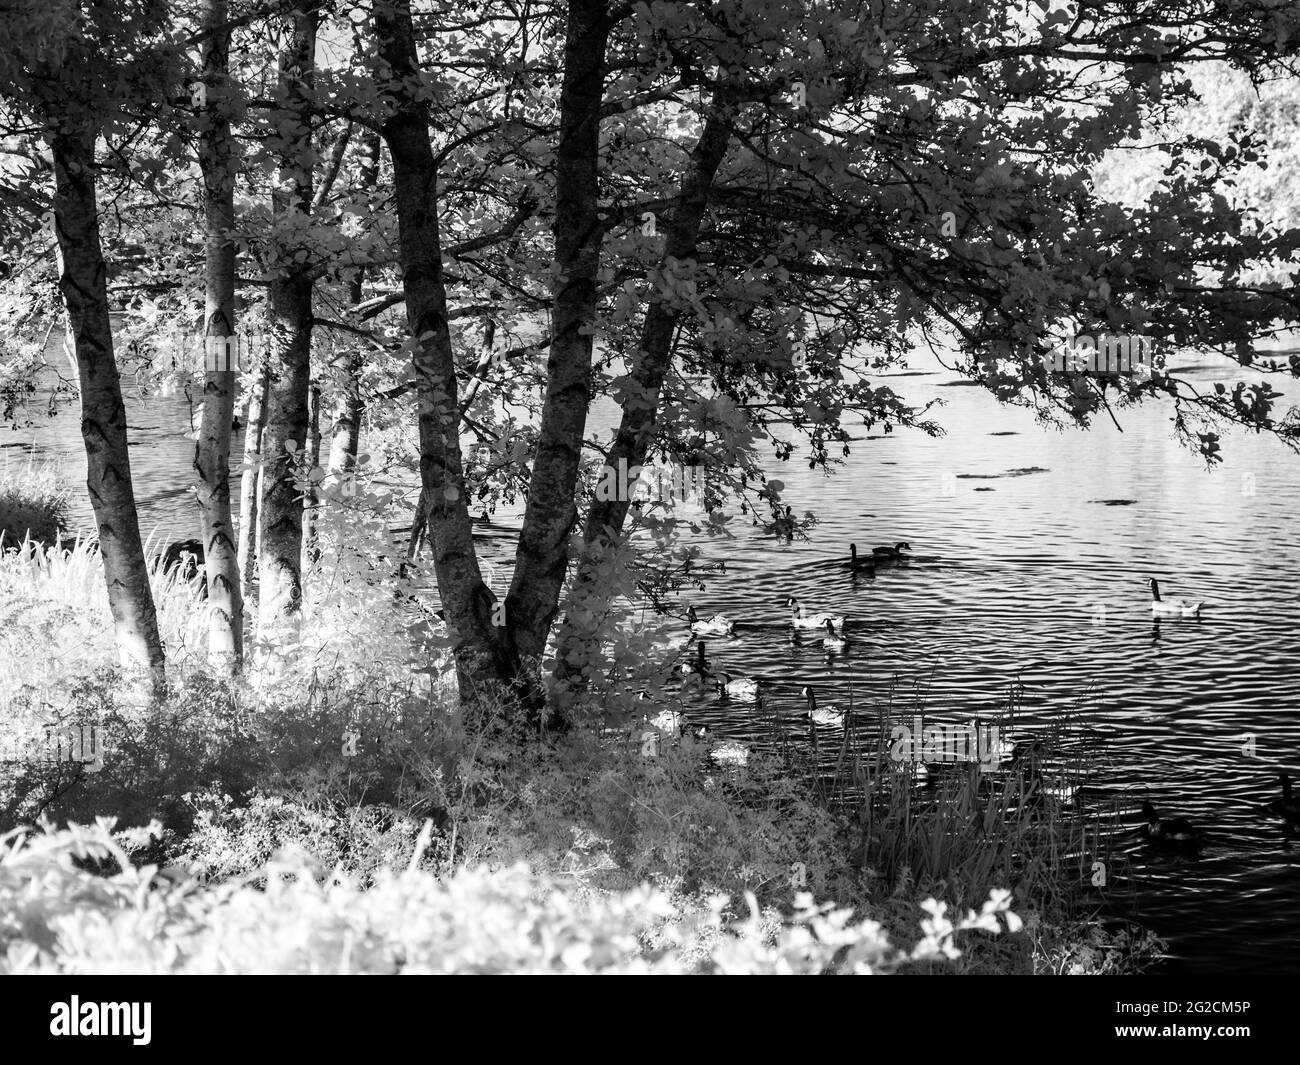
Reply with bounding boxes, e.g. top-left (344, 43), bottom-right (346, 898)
top-left (637, 540), bottom-right (1300, 851)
